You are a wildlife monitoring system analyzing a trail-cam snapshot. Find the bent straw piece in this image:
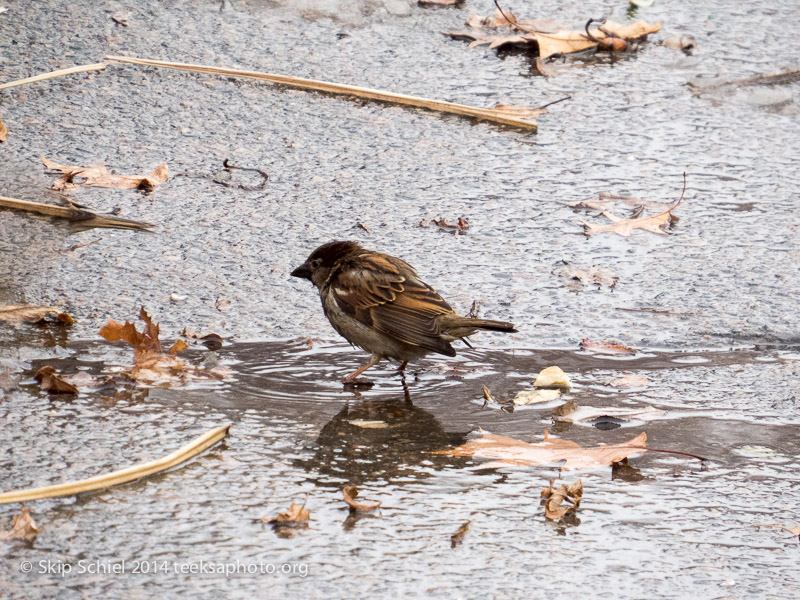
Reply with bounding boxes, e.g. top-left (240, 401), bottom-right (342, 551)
top-left (0, 424), bottom-right (231, 504)
top-left (0, 62), bottom-right (108, 91)
top-left (0, 195), bottom-right (155, 231)
top-left (105, 55), bottom-right (538, 131)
